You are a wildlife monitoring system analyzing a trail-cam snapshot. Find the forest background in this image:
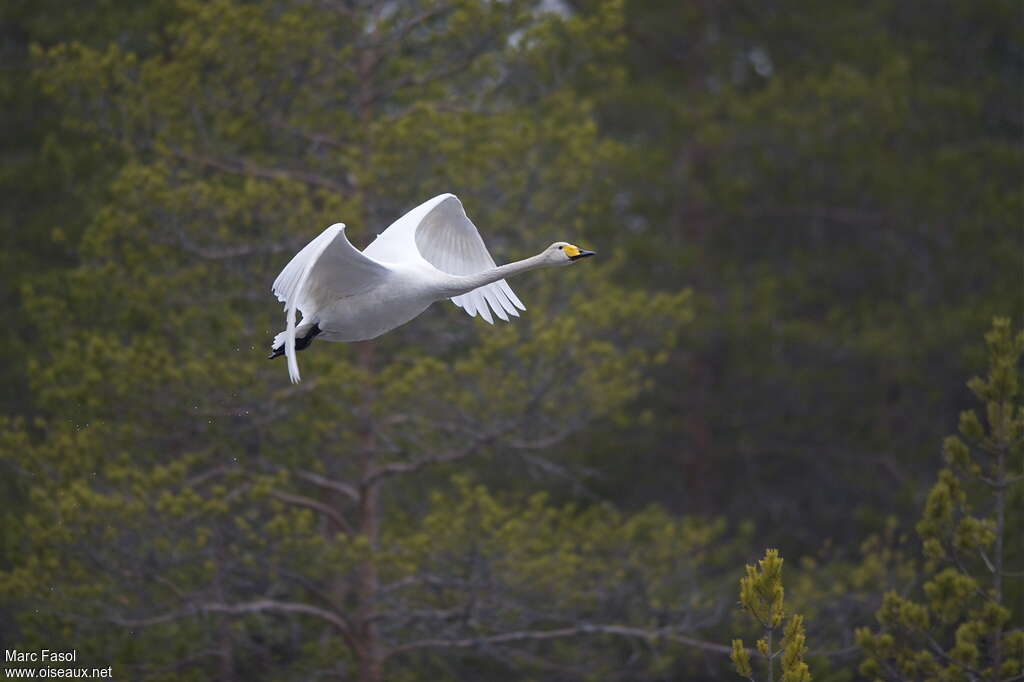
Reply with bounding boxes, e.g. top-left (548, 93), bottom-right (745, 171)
top-left (0, 0), bottom-right (1021, 680)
